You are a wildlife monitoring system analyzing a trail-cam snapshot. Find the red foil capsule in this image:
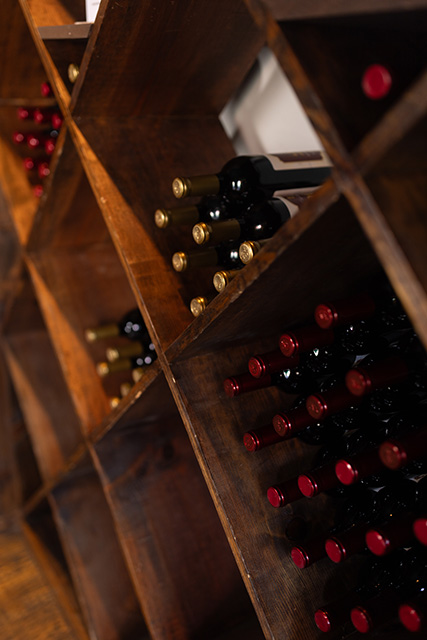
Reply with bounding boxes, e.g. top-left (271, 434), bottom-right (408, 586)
top-left (267, 476), bottom-right (302, 508)
top-left (325, 523), bottom-right (371, 563)
top-left (291, 536), bottom-right (327, 569)
top-left (314, 293), bottom-right (376, 329)
top-left (413, 516), bottom-right (427, 545)
top-left (365, 515), bottom-right (415, 556)
top-left (399, 591), bottom-right (427, 633)
top-left (335, 448), bottom-right (383, 486)
top-left (248, 349), bottom-right (299, 378)
top-left (40, 81), bottom-right (53, 97)
top-left (223, 372), bottom-right (273, 397)
top-left (379, 429), bottom-right (427, 470)
top-left (272, 405), bottom-right (315, 437)
top-left (243, 425), bottom-right (284, 452)
top-left (345, 356), bottom-right (410, 397)
top-left (298, 461), bottom-right (339, 497)
top-left (306, 383), bottom-right (361, 420)
top-left (279, 324), bottom-right (334, 357)
top-left (362, 64), bottom-right (393, 100)
top-left (17, 107), bottom-right (34, 120)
